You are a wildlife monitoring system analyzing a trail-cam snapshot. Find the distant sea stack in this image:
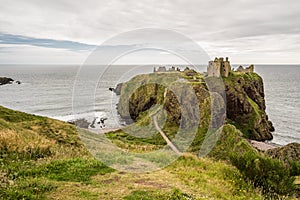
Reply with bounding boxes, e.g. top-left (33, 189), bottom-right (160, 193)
top-left (116, 58), bottom-right (275, 142)
top-left (0, 77), bottom-right (21, 85)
